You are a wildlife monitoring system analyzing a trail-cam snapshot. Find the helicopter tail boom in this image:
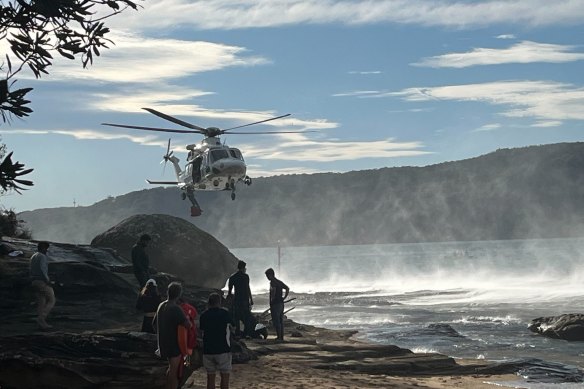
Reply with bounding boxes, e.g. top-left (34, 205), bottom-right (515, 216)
top-left (146, 180), bottom-right (179, 185)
